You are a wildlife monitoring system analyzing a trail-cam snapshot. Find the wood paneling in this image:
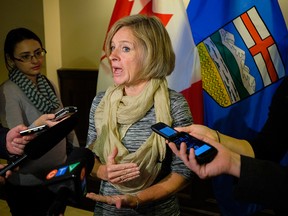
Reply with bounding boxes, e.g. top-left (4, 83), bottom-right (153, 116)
top-left (57, 68), bottom-right (98, 147)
